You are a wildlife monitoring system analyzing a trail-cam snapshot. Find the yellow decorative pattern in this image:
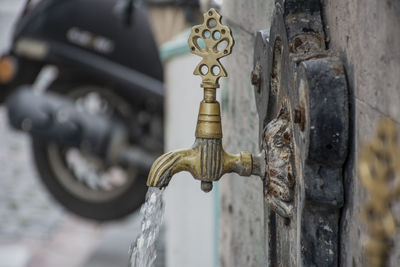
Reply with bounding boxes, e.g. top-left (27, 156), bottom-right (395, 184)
top-left (359, 118), bottom-right (400, 267)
